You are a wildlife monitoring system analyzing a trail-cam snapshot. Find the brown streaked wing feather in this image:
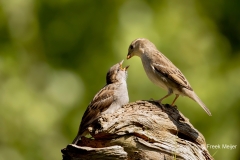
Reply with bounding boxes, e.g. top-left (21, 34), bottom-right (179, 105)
top-left (79, 85), bottom-right (115, 135)
top-left (152, 52), bottom-right (192, 90)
